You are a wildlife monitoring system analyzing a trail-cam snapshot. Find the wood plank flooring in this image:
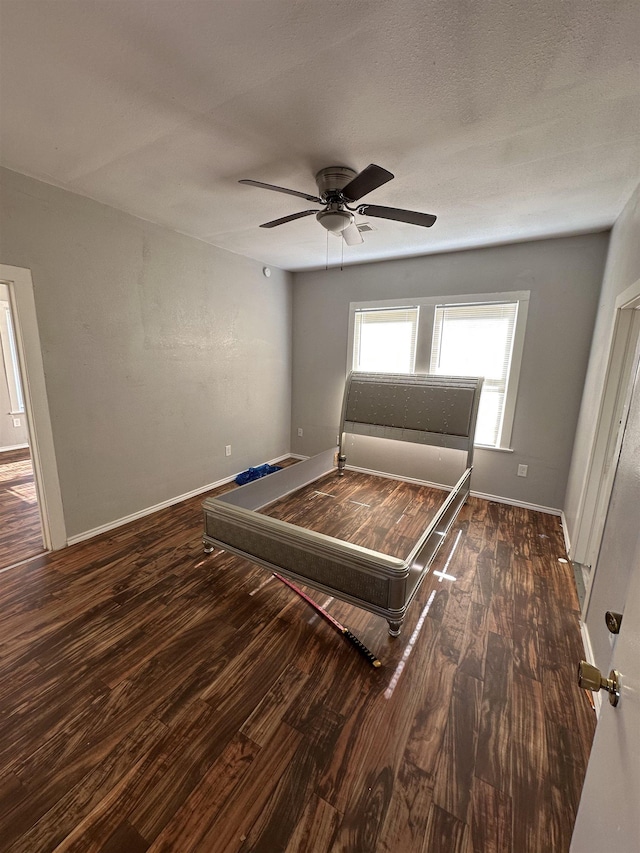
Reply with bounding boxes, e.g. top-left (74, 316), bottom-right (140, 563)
top-left (261, 471), bottom-right (445, 558)
top-left (0, 466), bottom-right (595, 852)
top-left (0, 447), bottom-right (44, 569)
